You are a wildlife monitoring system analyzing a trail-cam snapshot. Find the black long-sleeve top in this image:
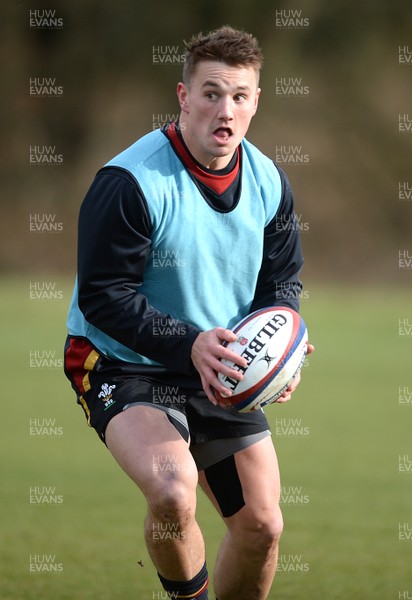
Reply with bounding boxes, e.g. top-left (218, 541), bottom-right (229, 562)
top-left (76, 125), bottom-right (304, 380)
